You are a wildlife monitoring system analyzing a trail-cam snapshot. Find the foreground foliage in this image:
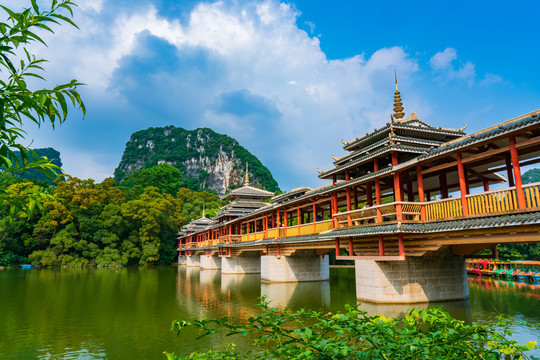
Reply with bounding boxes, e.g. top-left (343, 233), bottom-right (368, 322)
top-left (0, 0), bottom-right (84, 216)
top-left (166, 300), bottom-right (538, 360)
